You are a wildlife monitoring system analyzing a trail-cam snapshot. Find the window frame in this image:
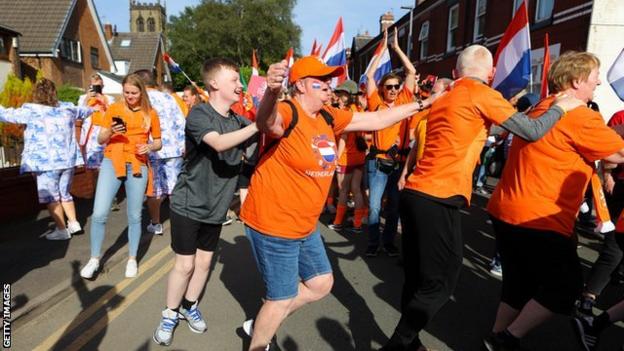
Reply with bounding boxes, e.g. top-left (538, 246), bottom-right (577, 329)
top-left (60, 38), bottom-right (82, 63)
top-left (147, 17), bottom-right (156, 32)
top-left (473, 0), bottom-right (487, 42)
top-left (136, 17), bottom-right (145, 32)
top-left (535, 0), bottom-right (554, 23)
top-left (419, 21), bottom-right (429, 60)
top-left (447, 4), bottom-right (460, 53)
top-left (90, 47), bottom-right (99, 69)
